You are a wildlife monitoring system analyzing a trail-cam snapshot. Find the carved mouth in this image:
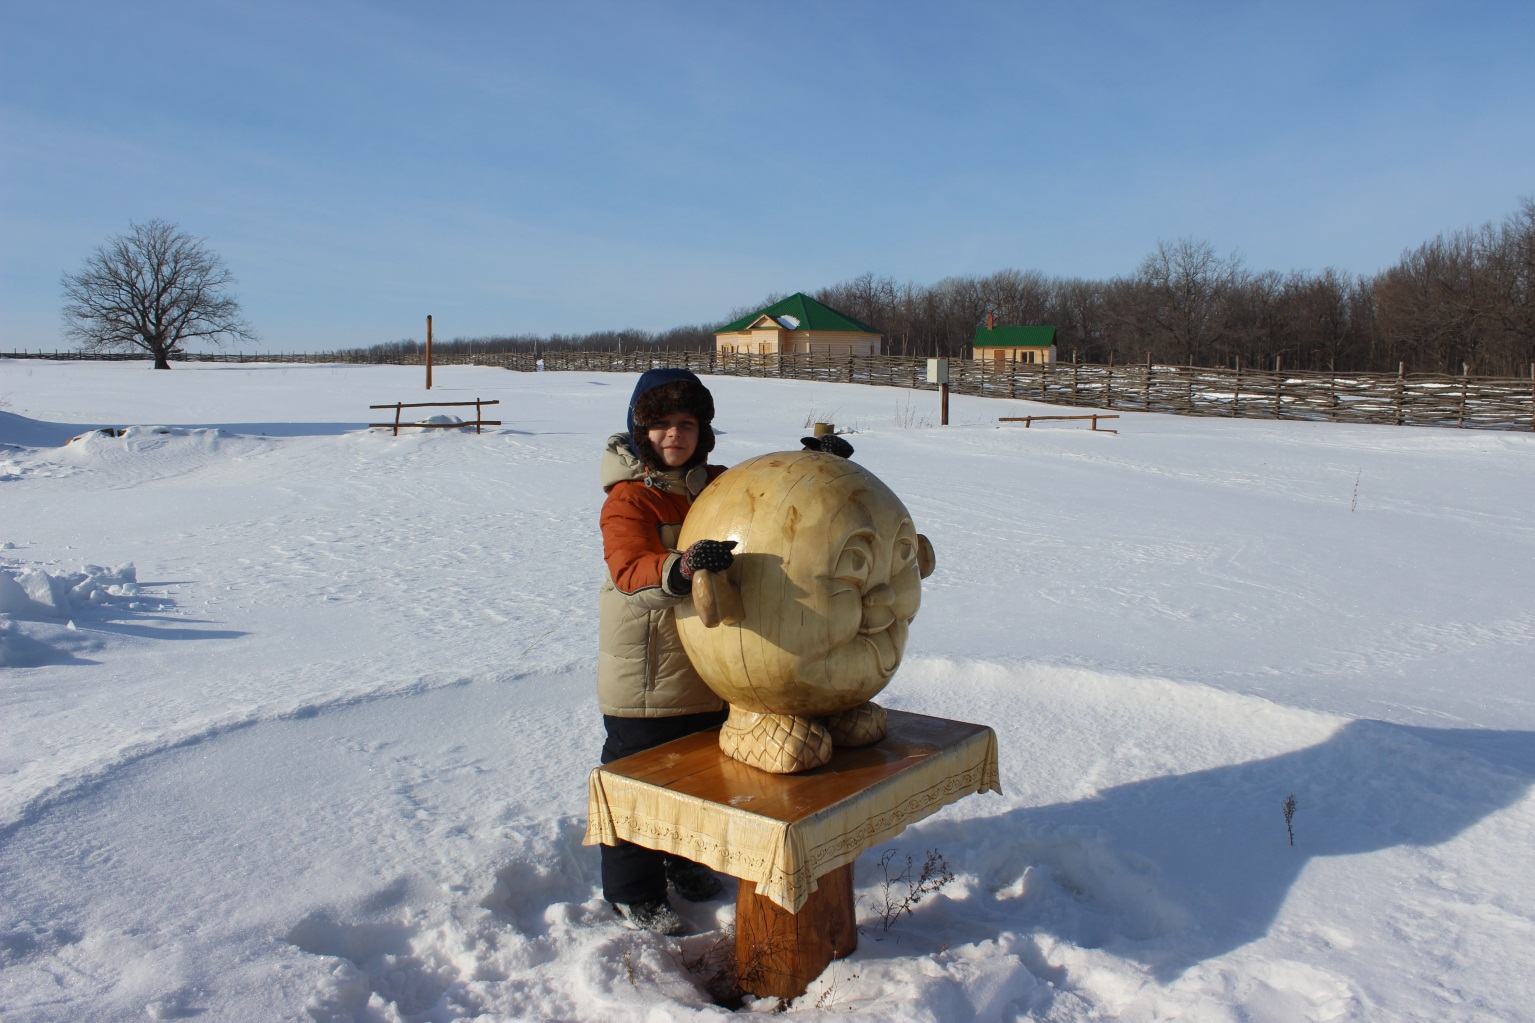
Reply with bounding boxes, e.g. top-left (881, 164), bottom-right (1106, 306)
top-left (857, 588), bottom-right (900, 676)
top-left (862, 624), bottom-right (899, 677)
